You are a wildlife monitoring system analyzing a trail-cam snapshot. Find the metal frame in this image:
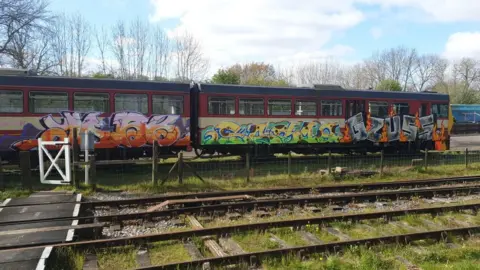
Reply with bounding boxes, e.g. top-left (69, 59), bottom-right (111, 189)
top-left (38, 138), bottom-right (71, 185)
